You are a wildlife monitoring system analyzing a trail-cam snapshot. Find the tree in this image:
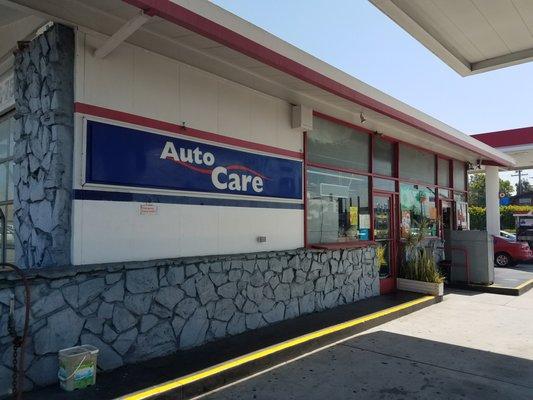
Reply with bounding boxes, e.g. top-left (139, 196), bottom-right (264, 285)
top-left (515, 179), bottom-right (532, 195)
top-left (468, 173), bottom-right (514, 207)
